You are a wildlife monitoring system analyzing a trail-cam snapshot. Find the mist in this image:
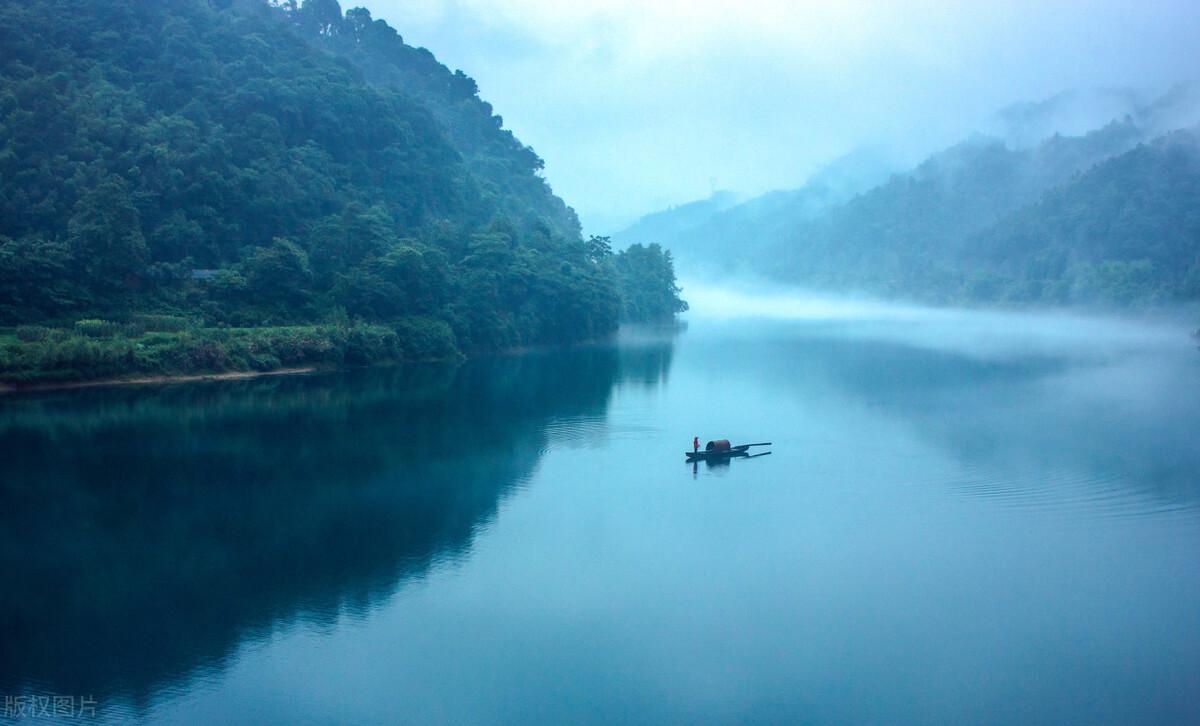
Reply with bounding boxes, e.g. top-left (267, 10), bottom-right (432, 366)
top-left (680, 279), bottom-right (1197, 361)
top-left (358, 0), bottom-right (1198, 233)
